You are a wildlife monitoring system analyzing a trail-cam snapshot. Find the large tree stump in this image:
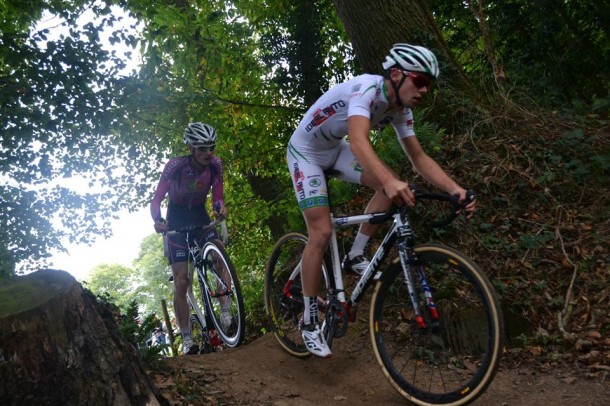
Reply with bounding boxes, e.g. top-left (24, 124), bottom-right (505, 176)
top-left (0, 269), bottom-right (166, 406)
